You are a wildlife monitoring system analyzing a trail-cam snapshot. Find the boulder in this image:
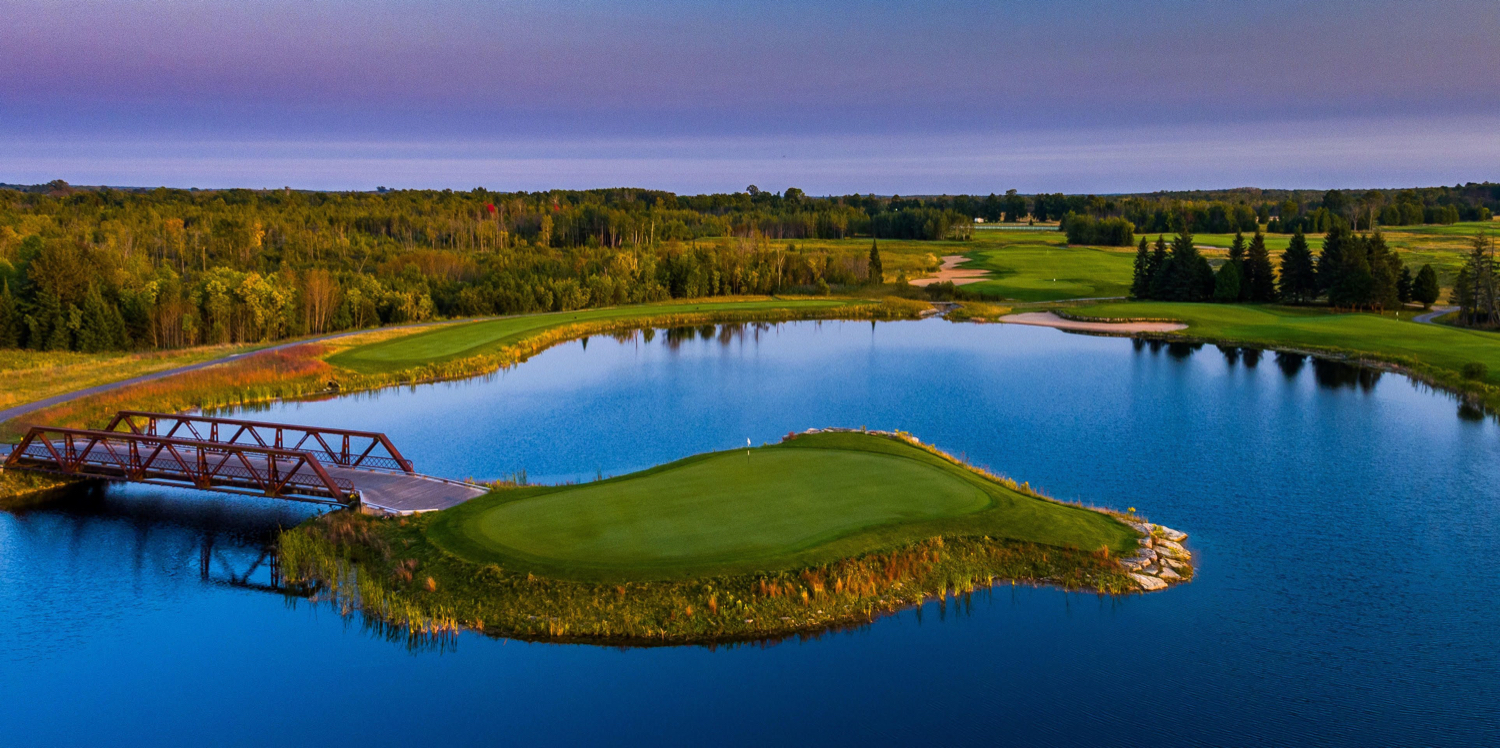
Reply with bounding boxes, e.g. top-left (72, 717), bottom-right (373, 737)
top-left (1156, 539), bottom-right (1188, 557)
top-left (1156, 525), bottom-right (1188, 542)
top-left (1129, 573), bottom-right (1167, 591)
top-left (1158, 566), bottom-right (1182, 581)
top-left (1138, 536), bottom-right (1154, 548)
